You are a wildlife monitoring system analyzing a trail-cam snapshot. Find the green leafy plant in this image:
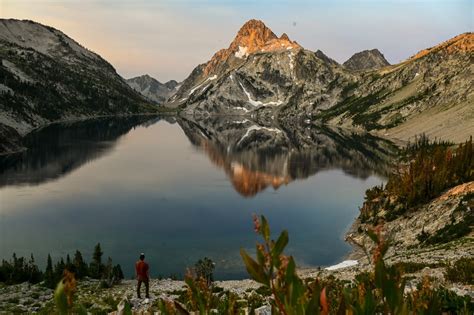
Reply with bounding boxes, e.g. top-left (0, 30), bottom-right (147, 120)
top-left (156, 268), bottom-right (241, 314)
top-left (242, 215), bottom-right (473, 314)
top-left (240, 214), bottom-right (328, 315)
